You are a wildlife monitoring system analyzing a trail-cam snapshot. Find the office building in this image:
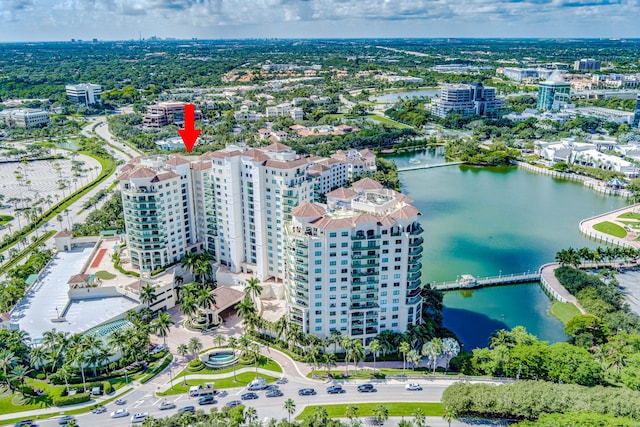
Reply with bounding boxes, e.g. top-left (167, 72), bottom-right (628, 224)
top-left (285, 178), bottom-right (423, 341)
top-left (428, 83), bottom-right (504, 118)
top-left (537, 72), bottom-right (572, 111)
top-left (0, 108), bottom-right (49, 128)
top-left (574, 59), bottom-right (601, 71)
top-left (142, 101), bottom-right (203, 128)
top-left (65, 83), bottom-right (102, 106)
